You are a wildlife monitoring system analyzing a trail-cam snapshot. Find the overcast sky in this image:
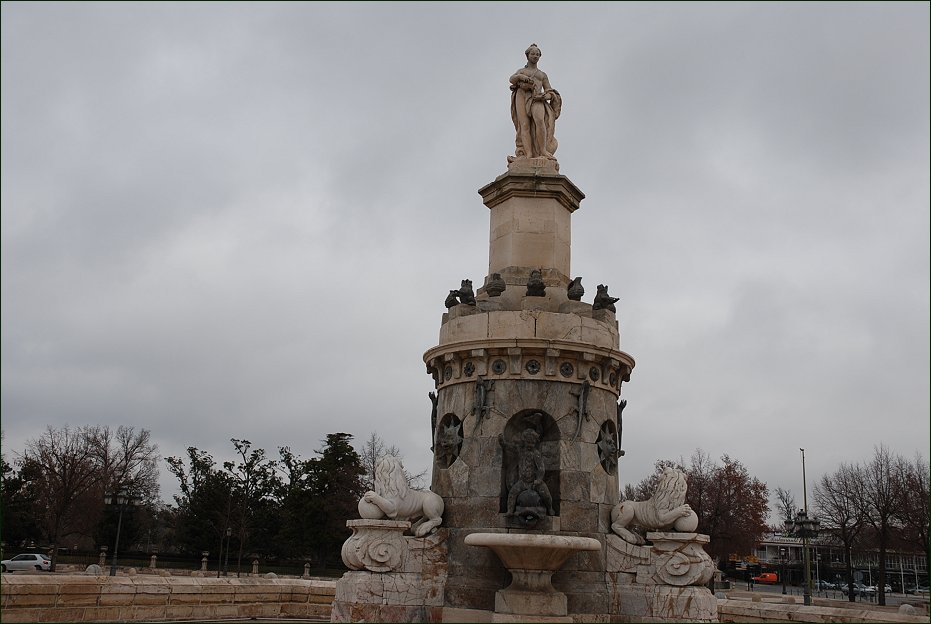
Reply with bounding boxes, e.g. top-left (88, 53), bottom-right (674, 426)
top-left (3, 2), bottom-right (928, 516)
